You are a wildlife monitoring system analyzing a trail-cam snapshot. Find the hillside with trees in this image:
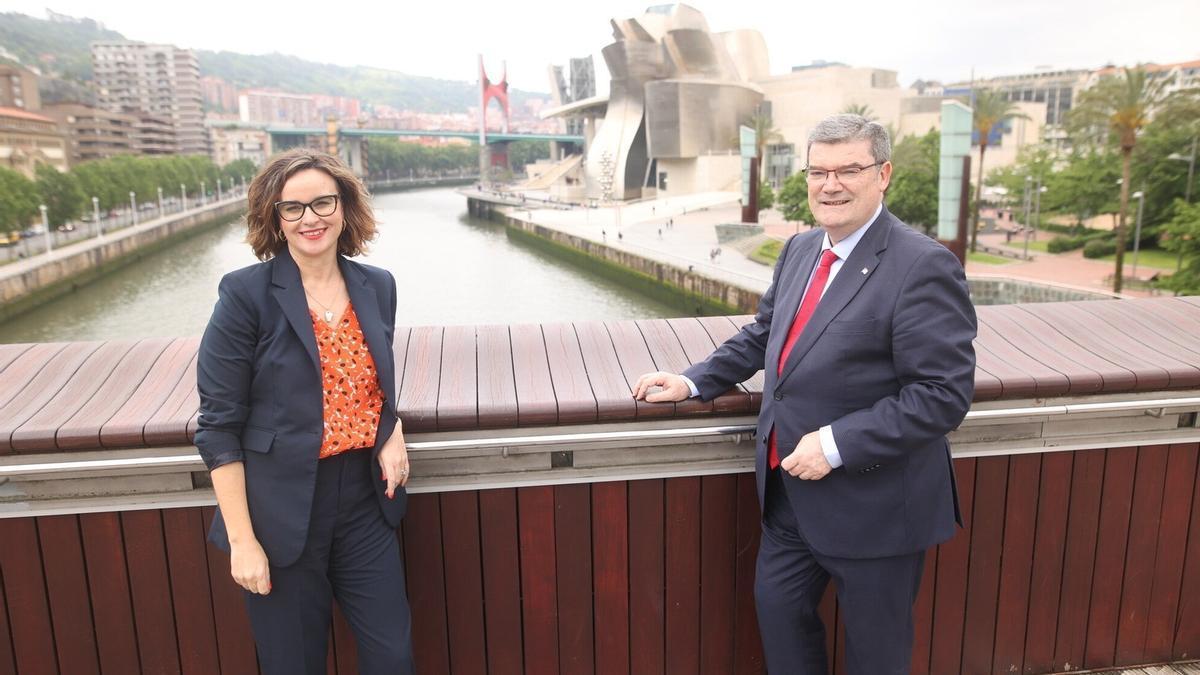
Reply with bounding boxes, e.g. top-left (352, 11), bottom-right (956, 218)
top-left (0, 11), bottom-right (546, 112)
